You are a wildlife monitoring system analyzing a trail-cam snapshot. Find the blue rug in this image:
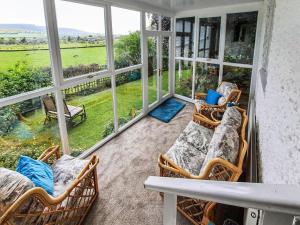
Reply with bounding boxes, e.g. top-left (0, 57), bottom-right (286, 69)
top-left (149, 98), bottom-right (186, 123)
